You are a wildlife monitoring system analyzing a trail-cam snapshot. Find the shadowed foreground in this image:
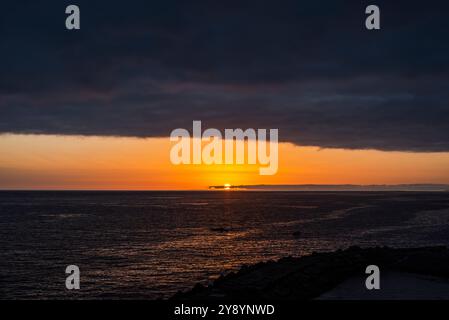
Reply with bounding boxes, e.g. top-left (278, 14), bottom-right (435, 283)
top-left (173, 246), bottom-right (449, 300)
